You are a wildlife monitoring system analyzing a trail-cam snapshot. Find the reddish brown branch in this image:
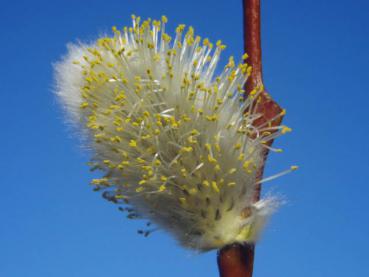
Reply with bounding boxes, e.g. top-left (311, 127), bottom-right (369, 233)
top-left (243, 0), bottom-right (263, 93)
top-left (217, 244), bottom-right (255, 277)
top-left (217, 0), bottom-right (284, 276)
